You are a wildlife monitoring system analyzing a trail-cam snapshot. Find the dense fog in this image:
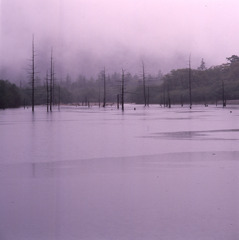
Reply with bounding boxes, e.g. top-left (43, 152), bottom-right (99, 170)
top-left (1, 0), bottom-right (239, 82)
